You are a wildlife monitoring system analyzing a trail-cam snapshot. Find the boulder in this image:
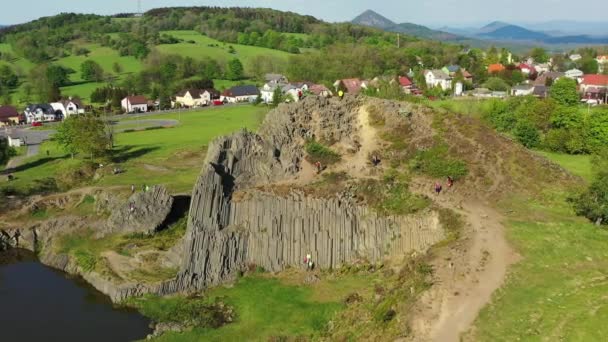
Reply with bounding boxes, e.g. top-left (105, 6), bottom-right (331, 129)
top-left (105, 186), bottom-right (174, 236)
